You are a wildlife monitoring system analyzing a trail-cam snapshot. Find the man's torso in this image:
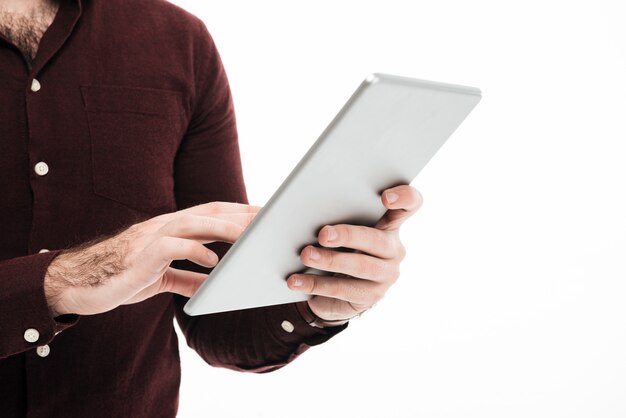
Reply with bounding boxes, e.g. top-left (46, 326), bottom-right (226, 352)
top-left (0, 1), bottom-right (205, 416)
